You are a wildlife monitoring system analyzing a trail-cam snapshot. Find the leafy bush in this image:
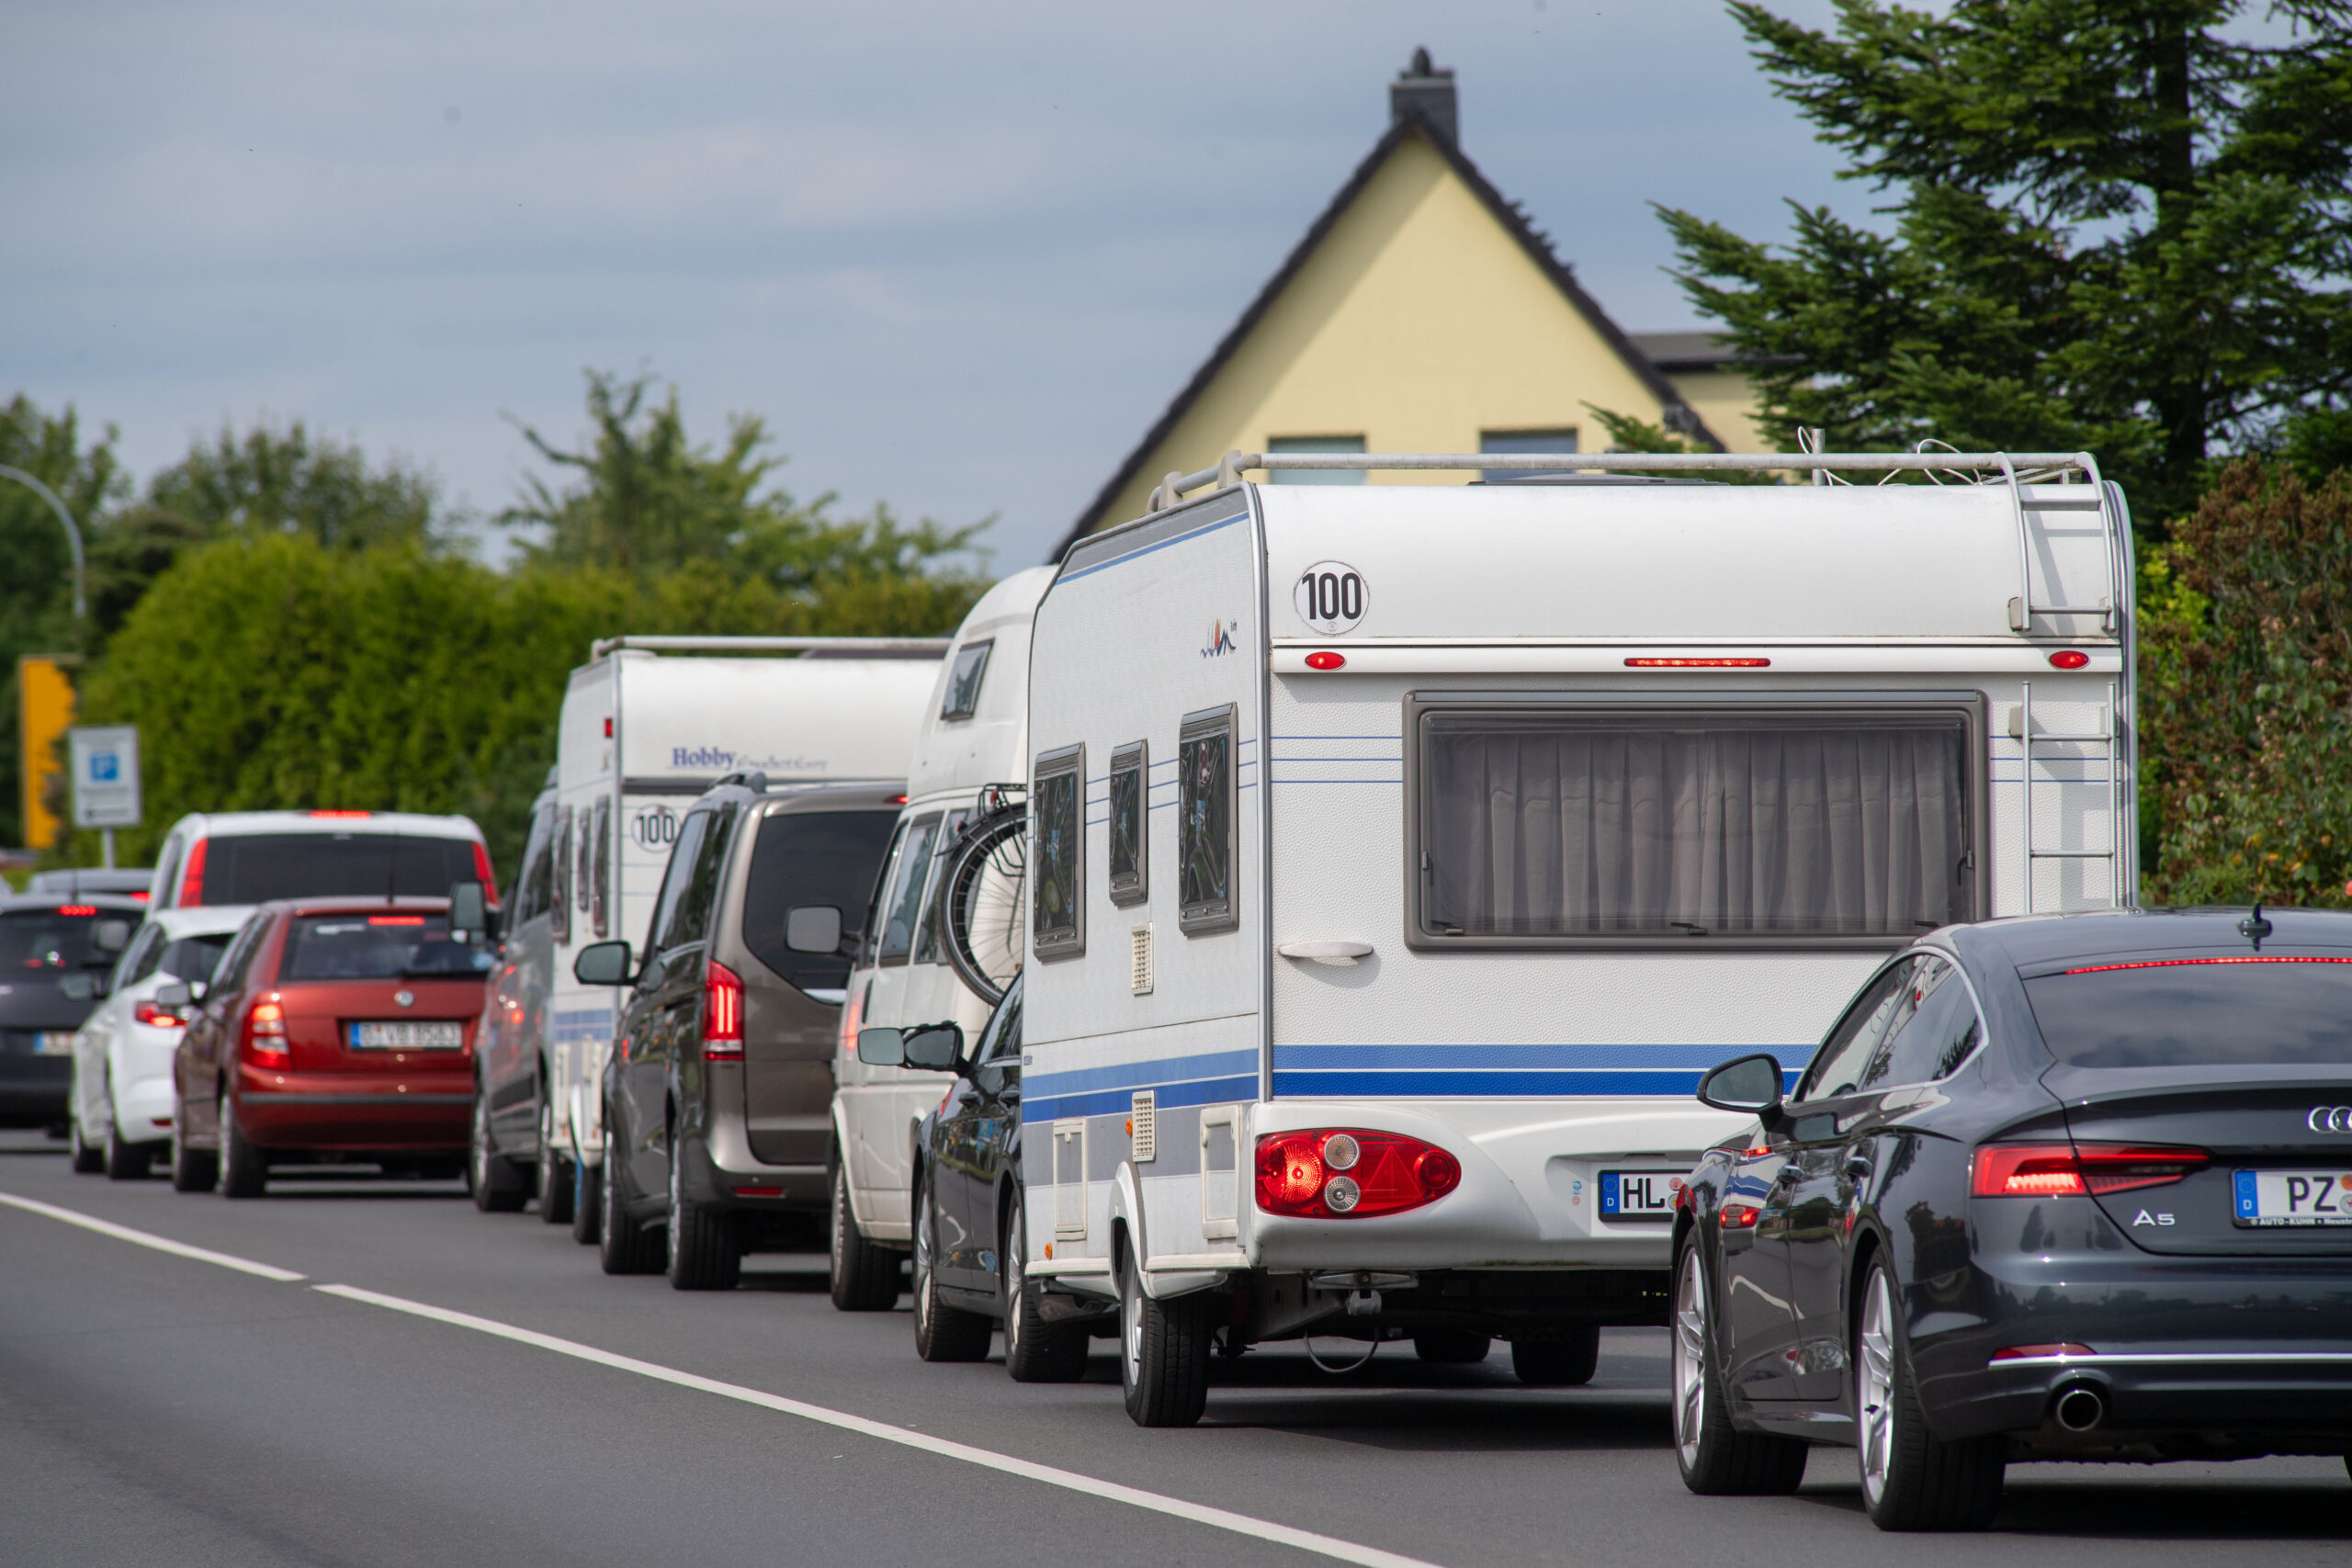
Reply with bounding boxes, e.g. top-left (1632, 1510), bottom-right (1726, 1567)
top-left (2142, 459), bottom-right (2352, 905)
